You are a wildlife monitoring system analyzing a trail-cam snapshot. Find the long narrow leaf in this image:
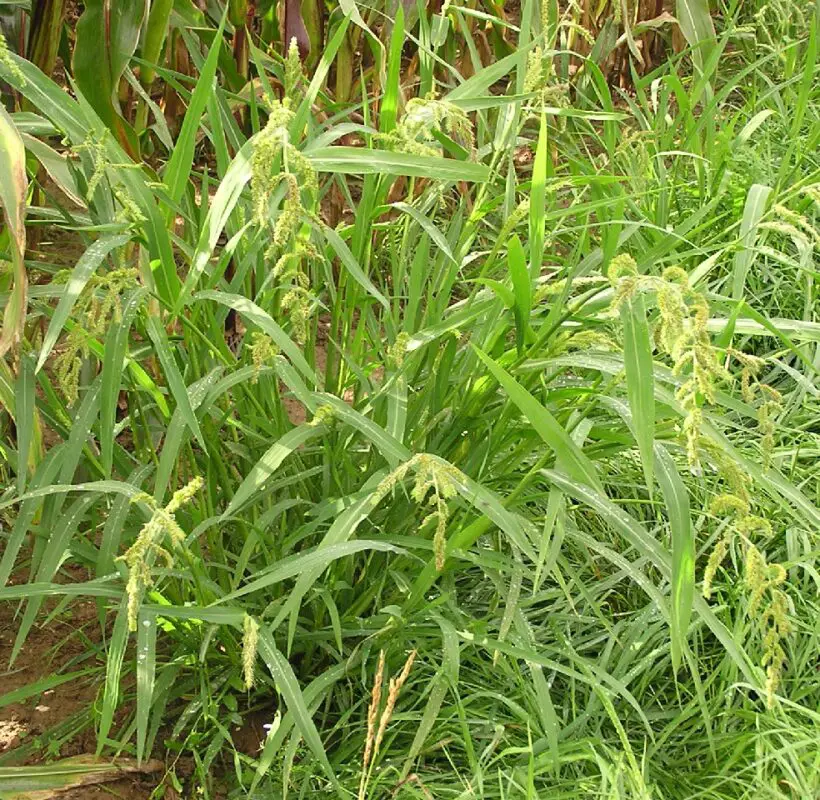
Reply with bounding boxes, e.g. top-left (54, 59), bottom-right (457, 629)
top-left (621, 295), bottom-right (655, 491)
top-left (472, 346), bottom-right (603, 492)
top-left (144, 315), bottom-right (207, 452)
top-left (656, 446), bottom-right (694, 672)
top-left (256, 628), bottom-right (340, 793)
top-left (0, 105), bottom-right (28, 356)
